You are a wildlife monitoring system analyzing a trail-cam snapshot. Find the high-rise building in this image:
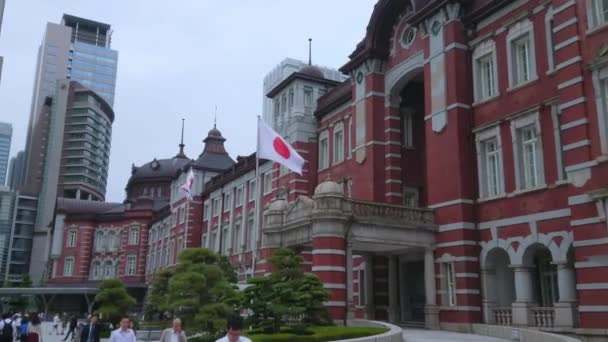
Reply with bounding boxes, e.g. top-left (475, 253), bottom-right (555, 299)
top-left (0, 0), bottom-right (6, 82)
top-left (0, 122), bottom-right (12, 185)
top-left (5, 192), bottom-right (36, 284)
top-left (0, 186), bottom-right (14, 280)
top-left (22, 14), bottom-right (118, 282)
top-left (7, 150), bottom-right (25, 190)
